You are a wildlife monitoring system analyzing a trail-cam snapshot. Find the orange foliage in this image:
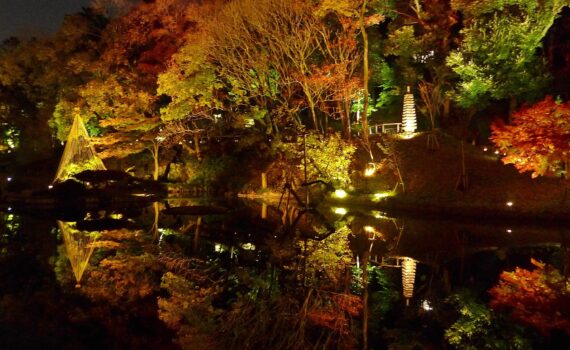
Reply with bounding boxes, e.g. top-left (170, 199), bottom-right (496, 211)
top-left (491, 96), bottom-right (570, 178)
top-left (489, 259), bottom-right (570, 336)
